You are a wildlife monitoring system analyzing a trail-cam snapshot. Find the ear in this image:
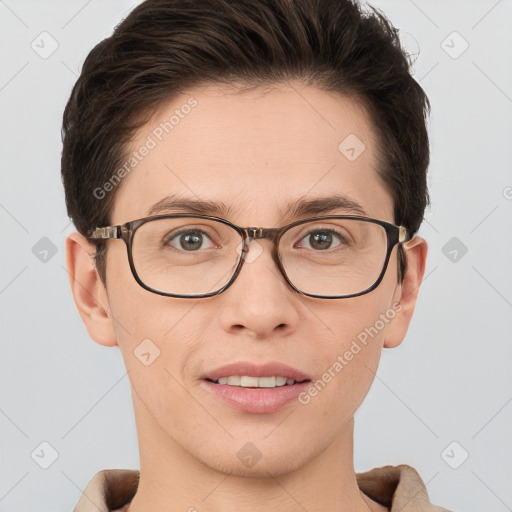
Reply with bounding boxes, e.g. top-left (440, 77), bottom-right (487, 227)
top-left (383, 236), bottom-right (428, 349)
top-left (65, 231), bottom-right (118, 347)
